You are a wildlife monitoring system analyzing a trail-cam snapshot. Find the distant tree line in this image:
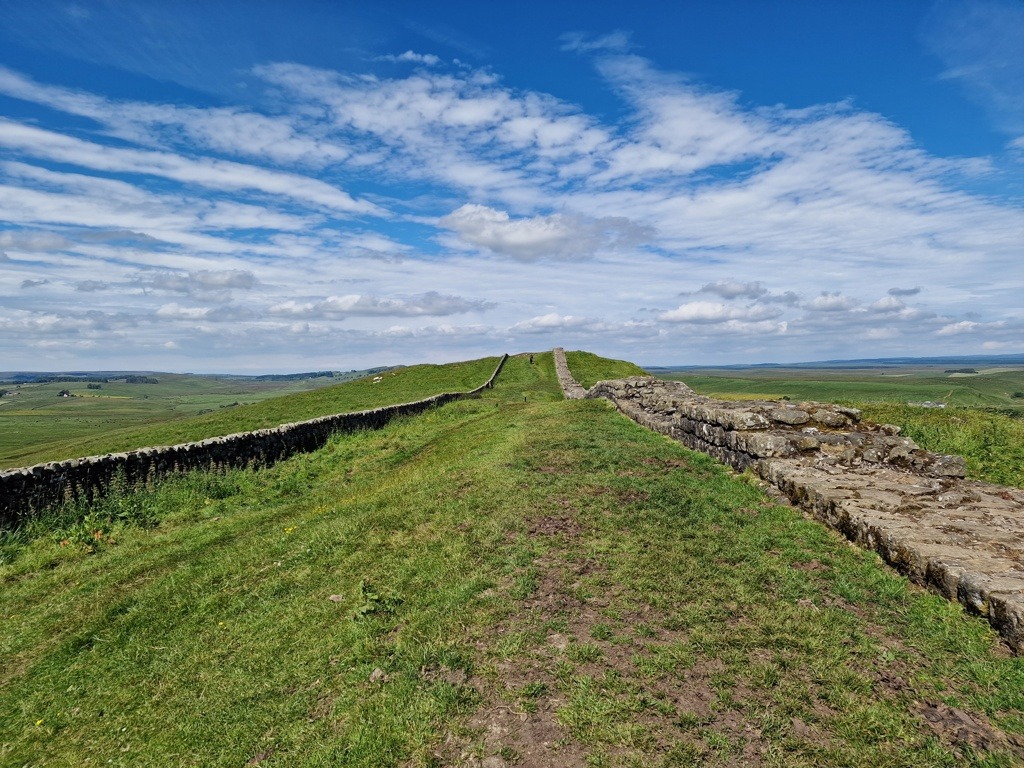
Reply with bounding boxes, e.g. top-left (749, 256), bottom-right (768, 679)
top-left (2, 374), bottom-right (159, 384)
top-left (944, 368), bottom-right (979, 374)
top-left (249, 371), bottom-right (336, 381)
